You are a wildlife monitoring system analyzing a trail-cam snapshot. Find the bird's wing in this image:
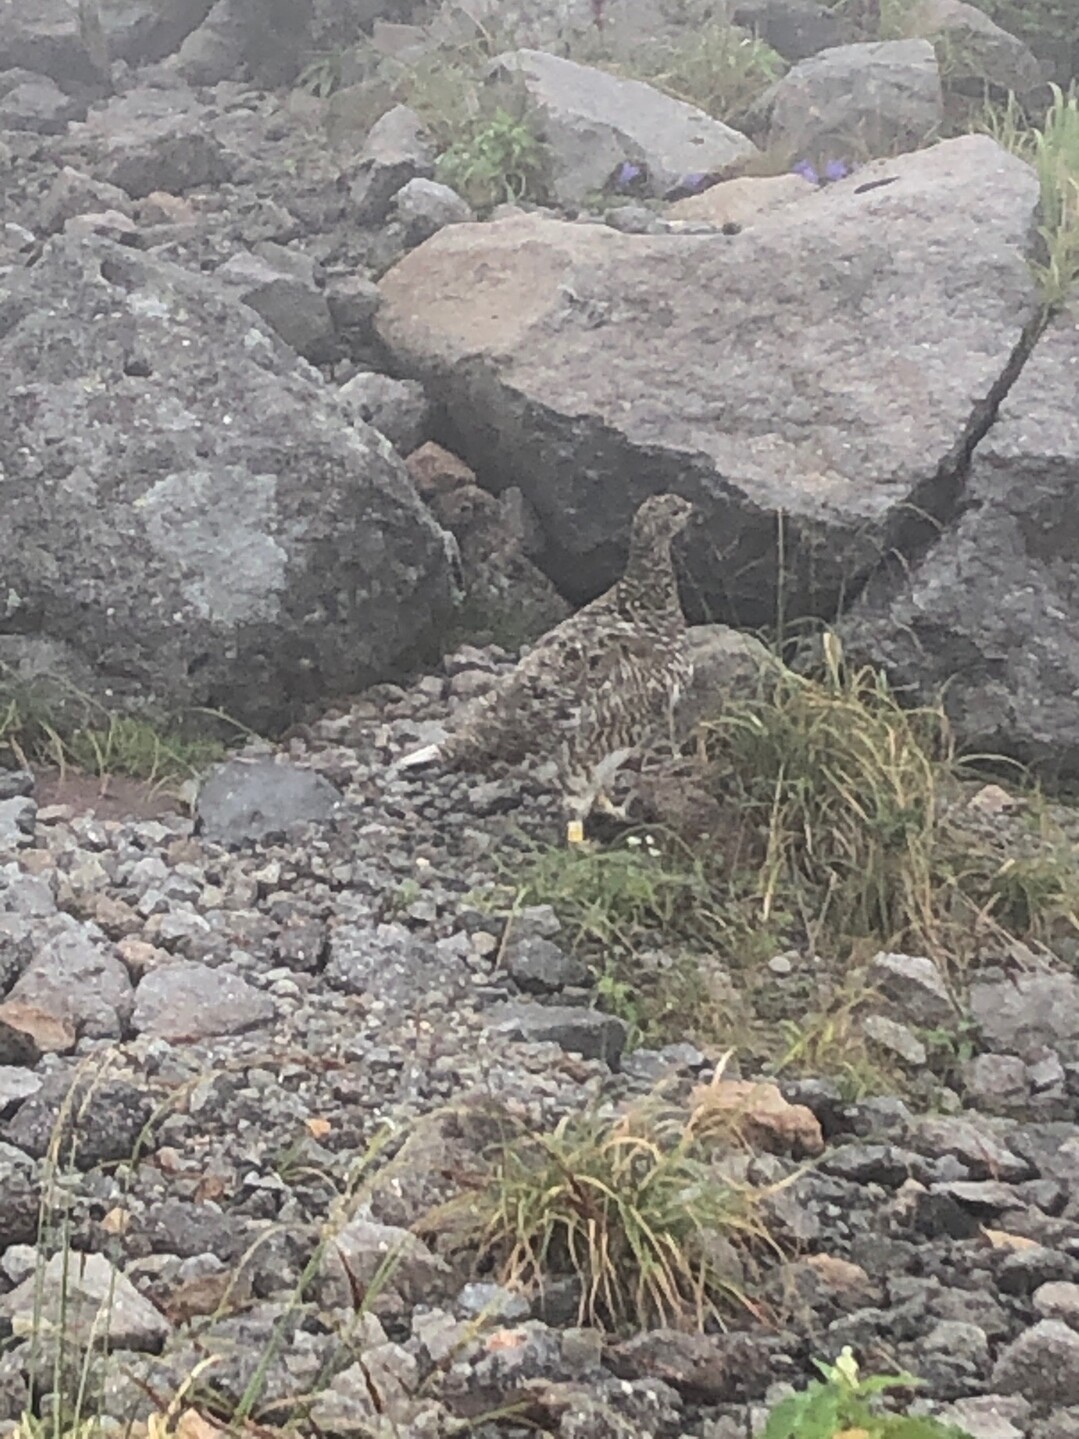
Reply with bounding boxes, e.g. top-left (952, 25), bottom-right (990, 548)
top-left (573, 631), bottom-right (684, 749)
top-left (442, 594), bottom-right (638, 767)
